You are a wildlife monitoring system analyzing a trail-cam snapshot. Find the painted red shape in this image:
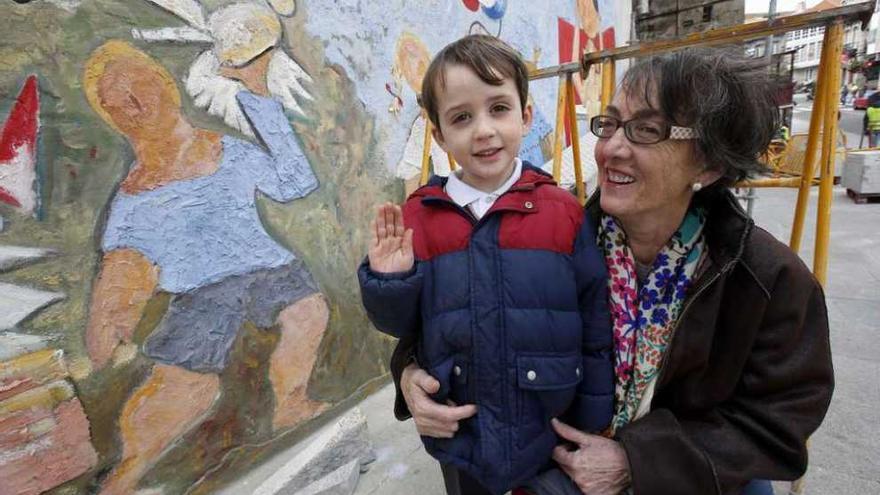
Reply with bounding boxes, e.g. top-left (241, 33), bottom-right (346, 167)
top-left (0, 75), bottom-right (39, 211)
top-left (558, 17), bottom-right (617, 147)
top-left (558, 18), bottom-right (587, 146)
top-left (0, 186), bottom-right (22, 207)
top-left (0, 75), bottom-right (39, 161)
top-left (462, 0), bottom-right (479, 11)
